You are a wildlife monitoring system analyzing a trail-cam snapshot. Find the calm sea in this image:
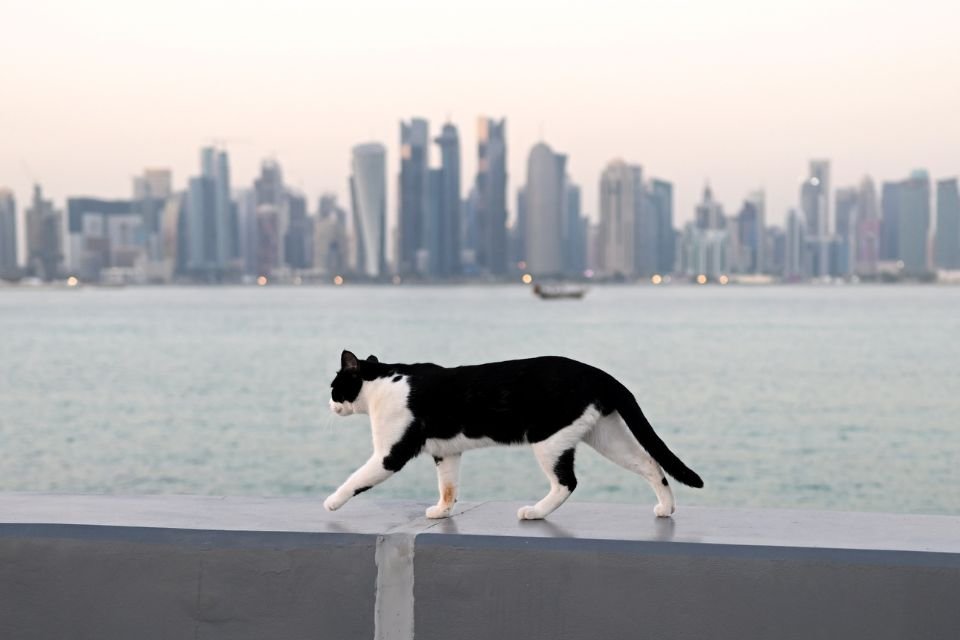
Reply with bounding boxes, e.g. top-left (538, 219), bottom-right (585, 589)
top-left (1, 284), bottom-right (958, 516)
